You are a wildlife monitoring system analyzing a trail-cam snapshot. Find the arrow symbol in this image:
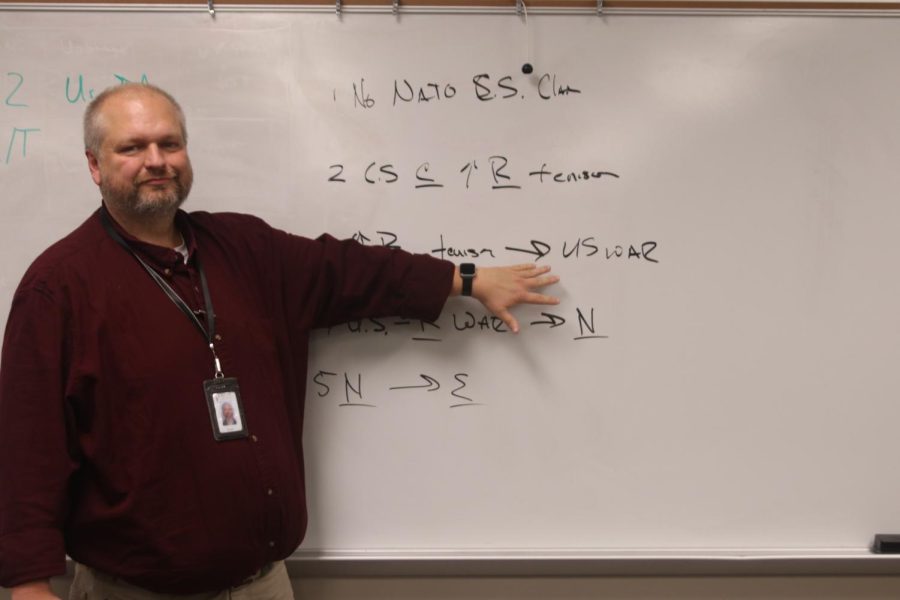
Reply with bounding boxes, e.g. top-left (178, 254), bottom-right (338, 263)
top-left (390, 374), bottom-right (441, 392)
top-left (504, 240), bottom-right (551, 261)
top-left (530, 312), bottom-right (566, 328)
